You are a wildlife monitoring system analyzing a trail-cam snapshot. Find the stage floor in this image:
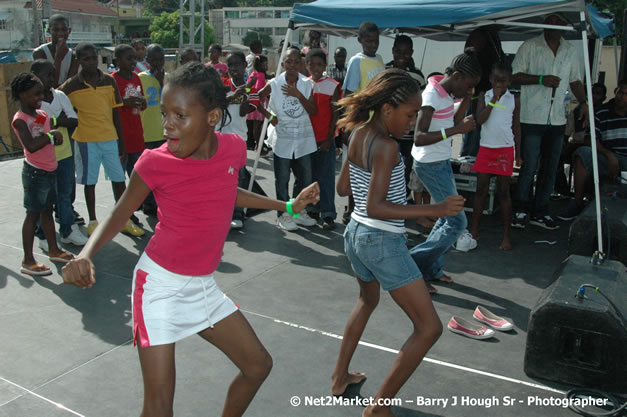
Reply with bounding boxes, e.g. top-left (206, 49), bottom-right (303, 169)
top-left (0, 151), bottom-right (607, 417)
